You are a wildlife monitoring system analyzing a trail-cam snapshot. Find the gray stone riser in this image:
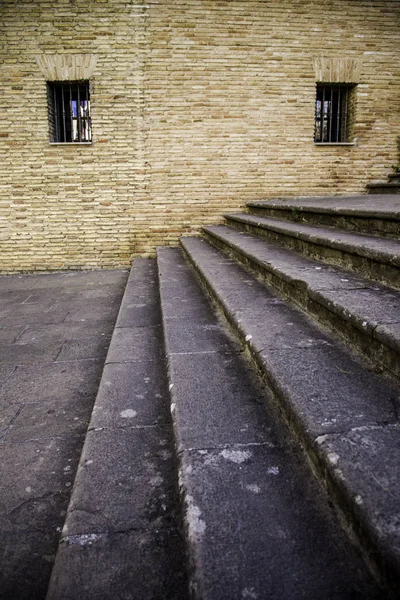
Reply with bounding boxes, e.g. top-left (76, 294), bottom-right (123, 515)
top-left (203, 227), bottom-right (400, 382)
top-left (225, 216), bottom-right (400, 290)
top-left (247, 205), bottom-right (400, 239)
top-left (368, 183), bottom-right (400, 194)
